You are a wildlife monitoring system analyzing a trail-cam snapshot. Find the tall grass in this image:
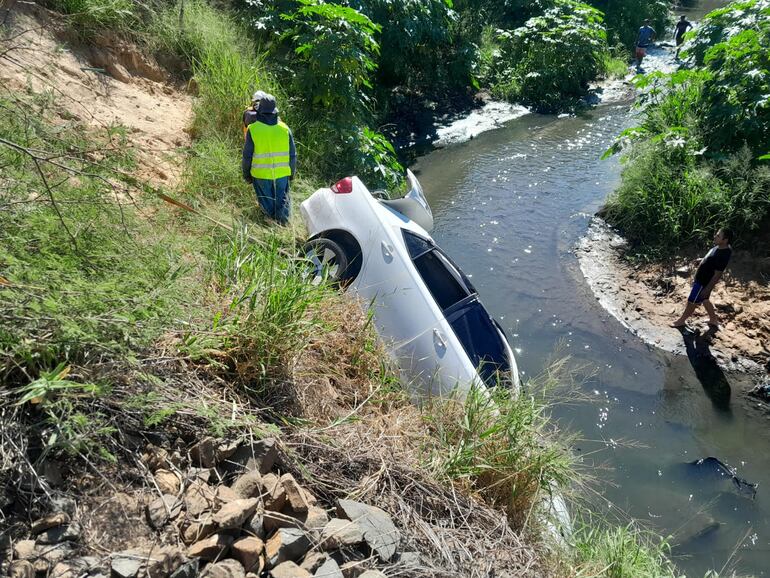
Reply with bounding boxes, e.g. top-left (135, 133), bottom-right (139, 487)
top-left (570, 519), bottom-right (681, 578)
top-left (422, 366), bottom-right (574, 531)
top-left (45, 0), bottom-right (137, 33)
top-left (187, 226), bottom-right (331, 399)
